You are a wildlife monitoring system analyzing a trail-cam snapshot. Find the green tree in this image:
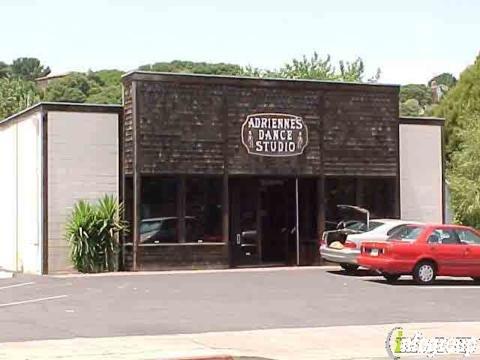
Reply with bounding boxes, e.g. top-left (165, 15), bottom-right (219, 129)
top-left (434, 55), bottom-right (480, 157)
top-left (10, 57), bottom-right (50, 81)
top-left (139, 60), bottom-right (245, 76)
top-left (0, 77), bottom-right (40, 119)
top-left (87, 84), bottom-right (121, 104)
top-left (400, 98), bottom-right (423, 117)
top-left (428, 72), bottom-right (457, 89)
top-left (448, 112), bottom-right (480, 227)
top-left (277, 53), bottom-right (379, 82)
top-left (94, 69), bottom-right (123, 86)
top-left (400, 84), bottom-right (432, 107)
top-left (44, 72), bottom-right (95, 103)
top-left (0, 61), bottom-right (9, 78)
